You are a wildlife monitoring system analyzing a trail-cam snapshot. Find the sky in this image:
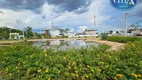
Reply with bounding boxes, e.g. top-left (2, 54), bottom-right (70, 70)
top-left (0, 0), bottom-right (142, 33)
